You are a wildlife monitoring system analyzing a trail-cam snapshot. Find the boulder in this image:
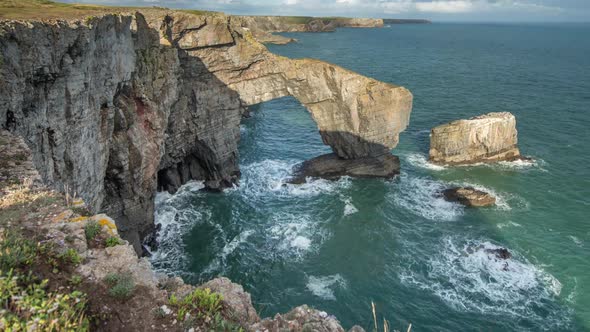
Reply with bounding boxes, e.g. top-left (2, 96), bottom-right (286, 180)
top-left (289, 153), bottom-right (400, 183)
top-left (250, 305), bottom-right (348, 332)
top-left (199, 277), bottom-right (260, 326)
top-left (429, 112), bottom-right (524, 165)
top-left (442, 187), bottom-right (496, 207)
top-left (485, 248), bottom-right (512, 260)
